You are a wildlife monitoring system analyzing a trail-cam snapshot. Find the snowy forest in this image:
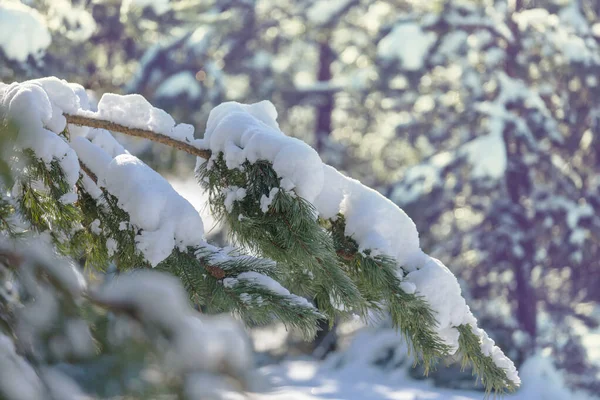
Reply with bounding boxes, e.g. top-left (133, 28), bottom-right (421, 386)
top-left (0, 0), bottom-right (599, 399)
